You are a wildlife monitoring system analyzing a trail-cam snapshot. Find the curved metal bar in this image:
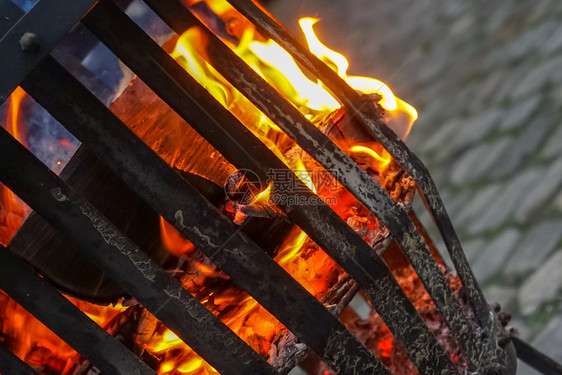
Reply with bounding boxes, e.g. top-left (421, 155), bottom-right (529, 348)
top-left (0, 247), bottom-right (155, 375)
top-left (22, 55), bottom-right (390, 375)
top-left (512, 336), bottom-right (562, 375)
top-left (0, 128), bottom-right (278, 375)
top-left (223, 0), bottom-right (501, 363)
top-left (80, 1), bottom-right (457, 372)
top-left (140, 0), bottom-right (485, 370)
